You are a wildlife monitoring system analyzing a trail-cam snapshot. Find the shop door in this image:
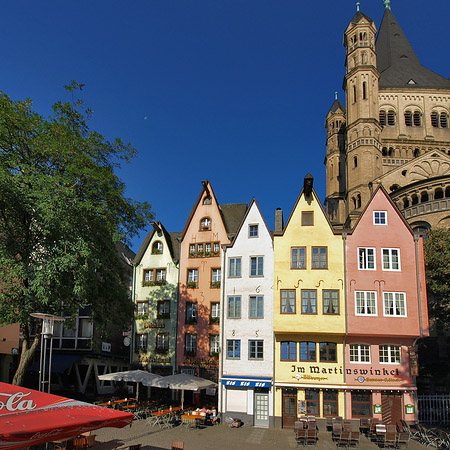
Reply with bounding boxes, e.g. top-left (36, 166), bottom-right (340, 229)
top-left (254, 393), bottom-right (269, 427)
top-left (282, 391), bottom-right (297, 429)
top-left (382, 394), bottom-right (402, 427)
